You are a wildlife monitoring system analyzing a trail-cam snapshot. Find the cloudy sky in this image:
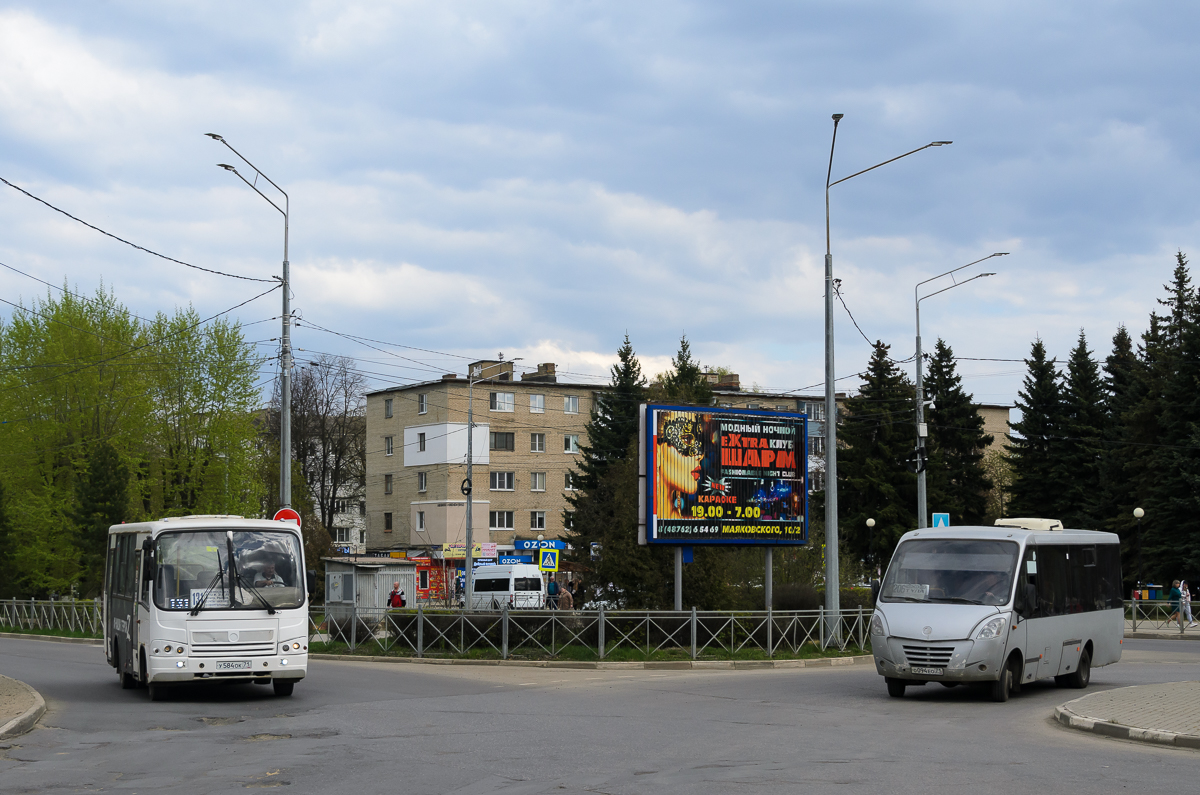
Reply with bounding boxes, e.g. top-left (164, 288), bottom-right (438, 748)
top-left (2, 1), bottom-right (1198, 404)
